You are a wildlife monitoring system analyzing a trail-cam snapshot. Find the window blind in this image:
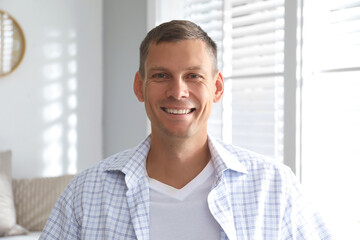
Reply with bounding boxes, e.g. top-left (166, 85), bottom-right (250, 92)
top-left (301, 0), bottom-right (360, 238)
top-left (155, 0), bottom-right (360, 235)
top-left (184, 0), bottom-right (224, 140)
top-left (229, 0), bottom-right (285, 160)
top-left (183, 0), bottom-right (285, 161)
